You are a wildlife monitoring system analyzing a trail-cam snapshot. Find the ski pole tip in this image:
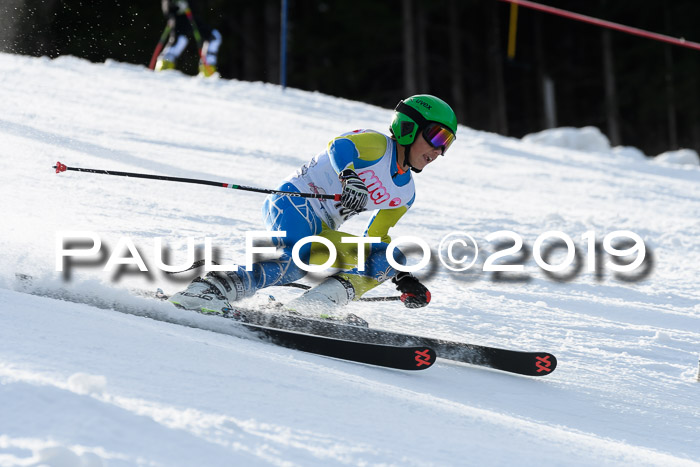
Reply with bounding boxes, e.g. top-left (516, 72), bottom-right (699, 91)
top-left (54, 161), bottom-right (67, 174)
